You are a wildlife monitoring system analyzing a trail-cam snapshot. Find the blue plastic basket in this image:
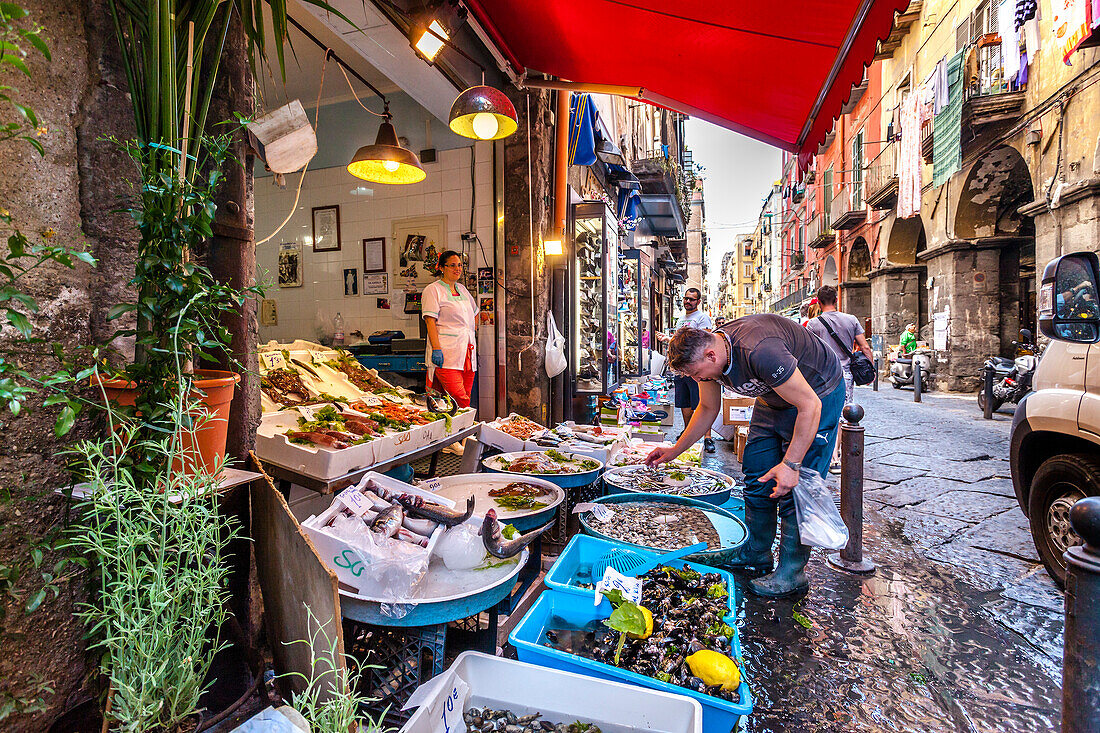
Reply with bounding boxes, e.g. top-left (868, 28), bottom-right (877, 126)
top-left (509, 591), bottom-right (752, 732)
top-left (544, 534), bottom-right (738, 620)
